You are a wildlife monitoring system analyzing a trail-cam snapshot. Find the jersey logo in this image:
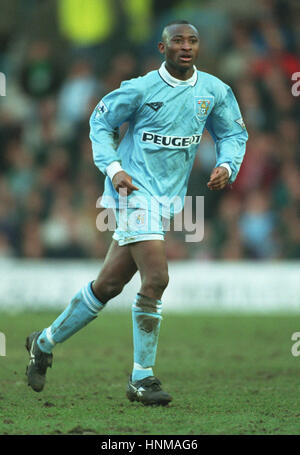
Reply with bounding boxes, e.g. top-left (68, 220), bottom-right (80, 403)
top-left (145, 102), bottom-right (164, 112)
top-left (95, 100), bottom-right (108, 118)
top-left (142, 131), bottom-right (202, 148)
top-left (235, 117), bottom-right (246, 129)
top-left (195, 96), bottom-right (214, 120)
top-left (197, 99), bottom-right (210, 116)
